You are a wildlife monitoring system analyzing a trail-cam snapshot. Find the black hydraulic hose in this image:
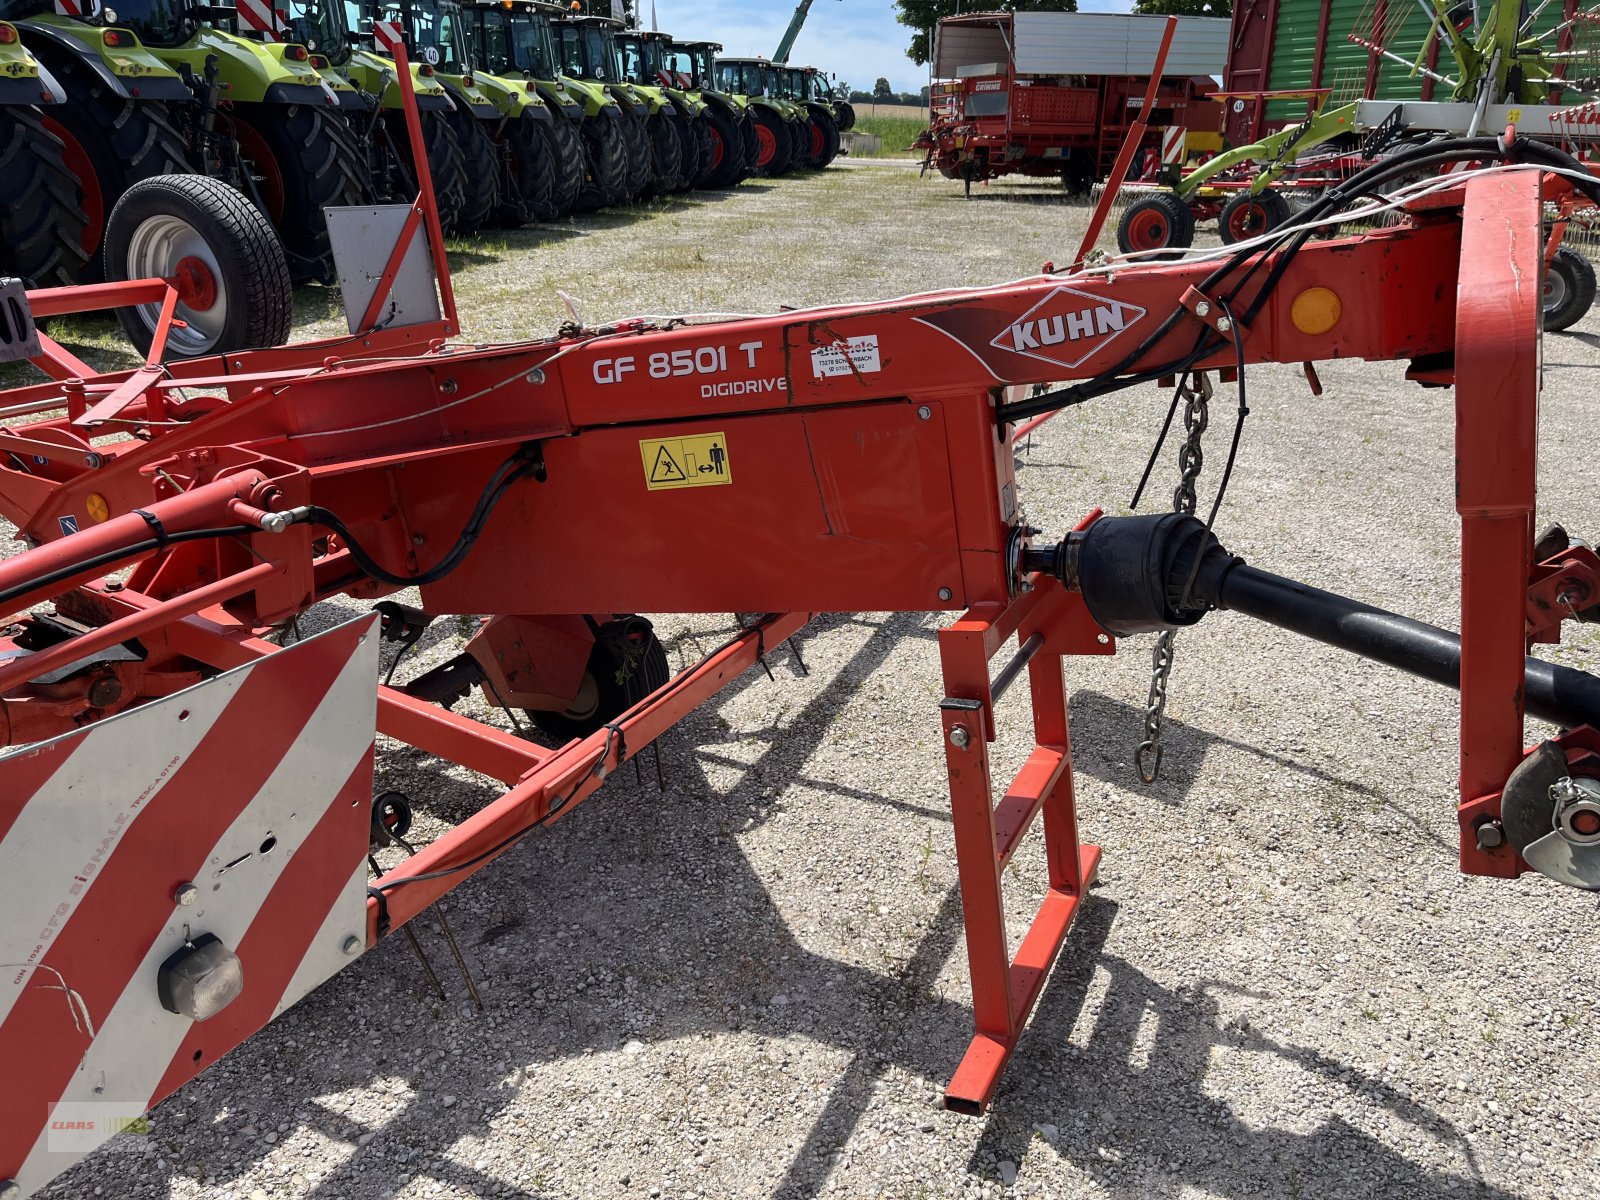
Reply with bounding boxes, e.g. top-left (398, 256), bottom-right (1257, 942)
top-left (1215, 562), bottom-right (1600, 731)
top-left (0, 525), bottom-right (256, 611)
